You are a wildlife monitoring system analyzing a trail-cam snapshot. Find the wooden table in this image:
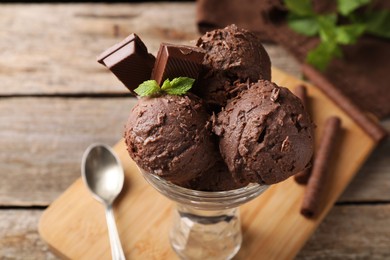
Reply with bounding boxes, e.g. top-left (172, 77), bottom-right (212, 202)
top-left (1, 3), bottom-right (389, 259)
